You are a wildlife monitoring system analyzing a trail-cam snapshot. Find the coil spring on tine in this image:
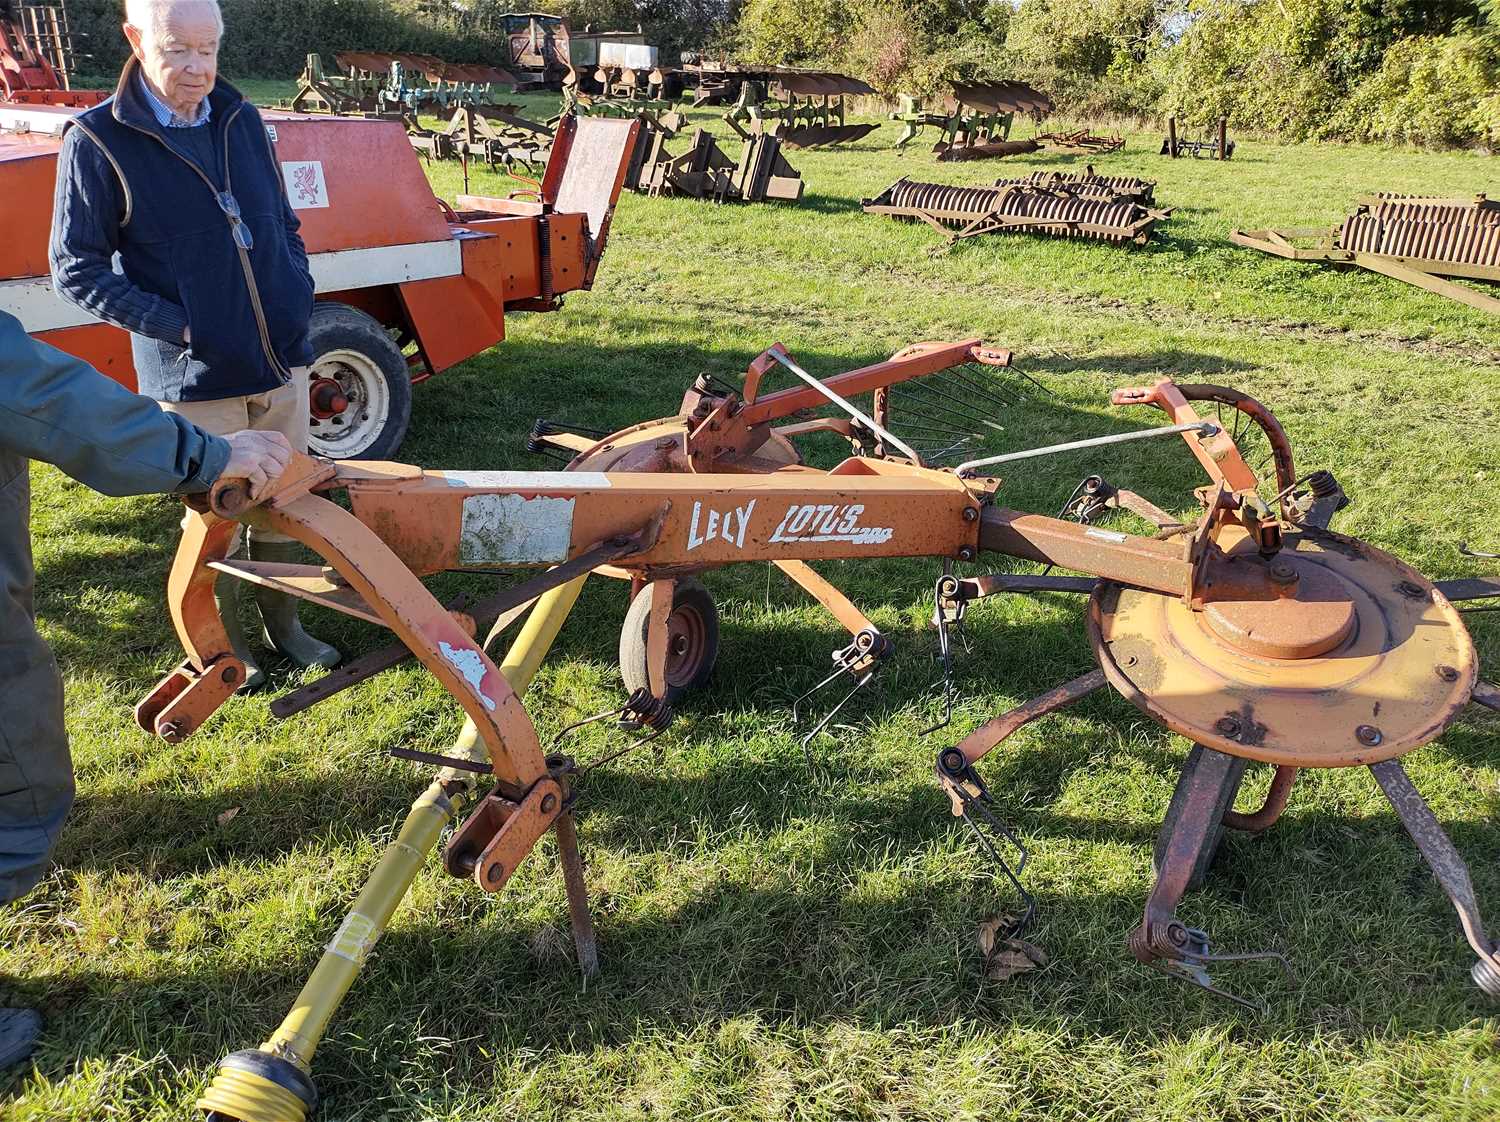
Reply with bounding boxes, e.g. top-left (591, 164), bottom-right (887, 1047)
top-left (622, 687), bottom-right (675, 730)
